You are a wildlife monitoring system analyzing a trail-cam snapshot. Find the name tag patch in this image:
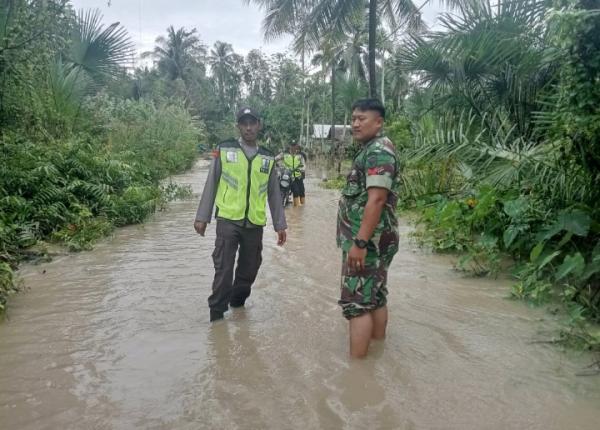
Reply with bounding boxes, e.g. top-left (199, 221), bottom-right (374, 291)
top-left (260, 157), bottom-right (270, 173)
top-left (226, 151), bottom-right (238, 163)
